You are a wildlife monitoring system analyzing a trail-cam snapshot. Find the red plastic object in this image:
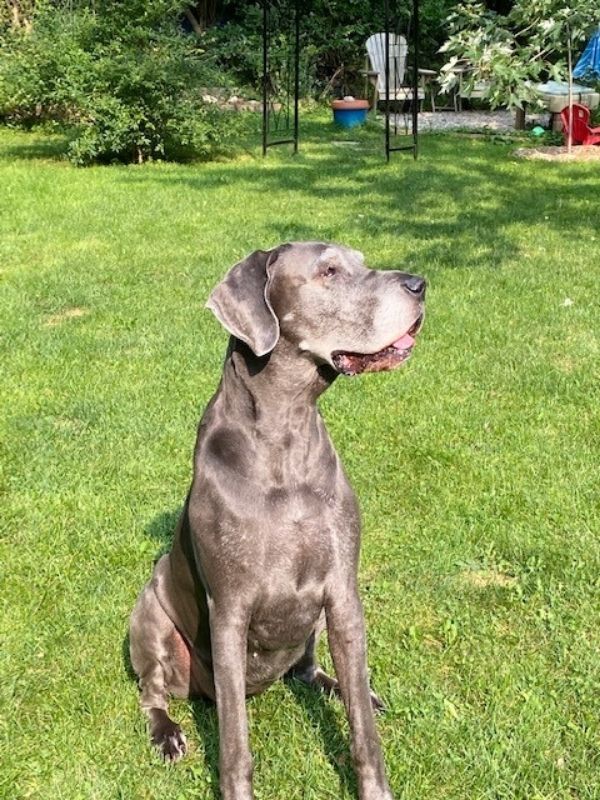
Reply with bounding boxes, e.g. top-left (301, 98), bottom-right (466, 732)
top-left (561, 103), bottom-right (600, 146)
